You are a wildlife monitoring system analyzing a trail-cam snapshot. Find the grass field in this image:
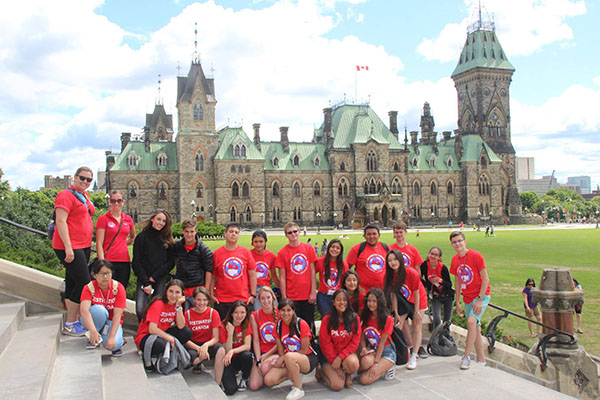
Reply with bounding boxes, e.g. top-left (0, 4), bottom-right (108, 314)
top-left (200, 227), bottom-right (599, 355)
